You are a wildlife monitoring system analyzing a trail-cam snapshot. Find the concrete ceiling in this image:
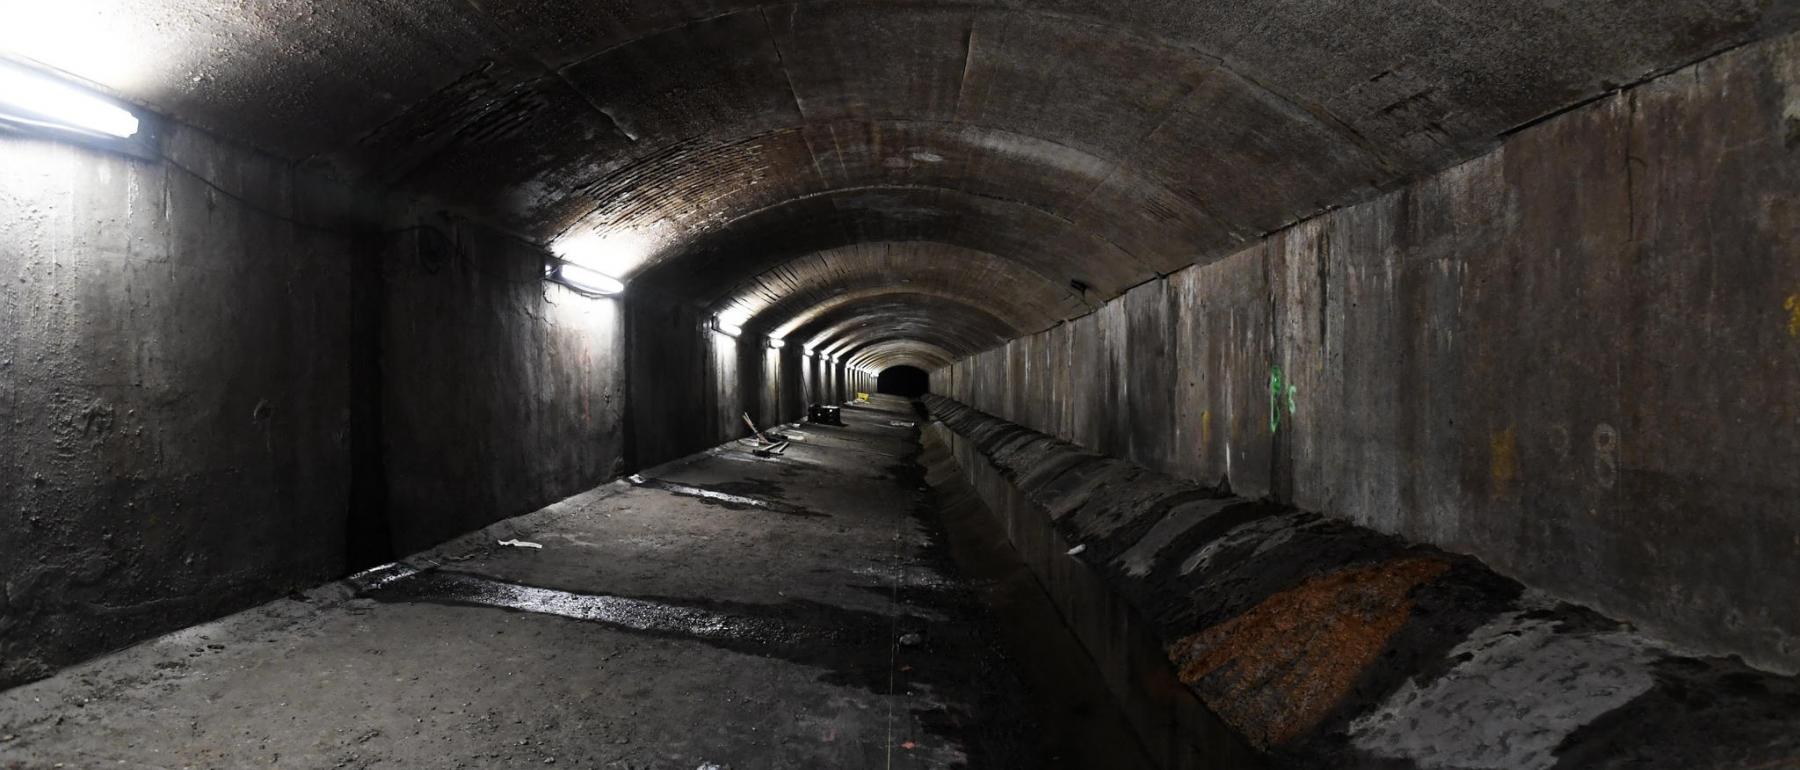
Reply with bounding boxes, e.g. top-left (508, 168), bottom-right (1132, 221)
top-left (9, 0), bottom-right (1795, 369)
